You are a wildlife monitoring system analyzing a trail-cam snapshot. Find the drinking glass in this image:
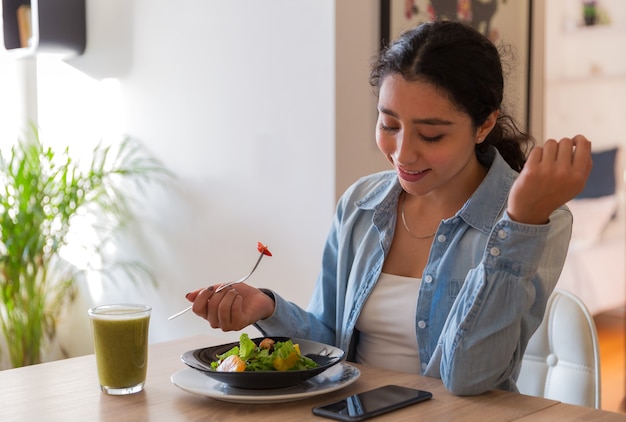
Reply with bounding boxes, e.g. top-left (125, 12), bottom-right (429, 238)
top-left (88, 304), bottom-right (151, 395)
